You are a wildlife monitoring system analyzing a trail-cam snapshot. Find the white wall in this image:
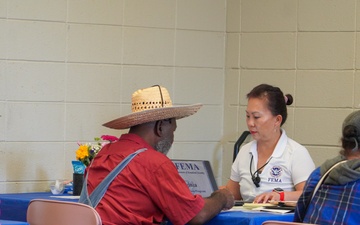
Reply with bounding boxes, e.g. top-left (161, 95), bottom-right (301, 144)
top-left (1, 0), bottom-right (358, 193)
top-left (0, 0), bottom-right (227, 193)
